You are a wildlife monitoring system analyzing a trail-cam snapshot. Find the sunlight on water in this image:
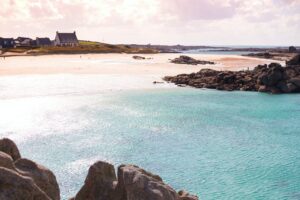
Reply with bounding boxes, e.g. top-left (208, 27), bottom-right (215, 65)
top-left (0, 75), bottom-right (300, 200)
